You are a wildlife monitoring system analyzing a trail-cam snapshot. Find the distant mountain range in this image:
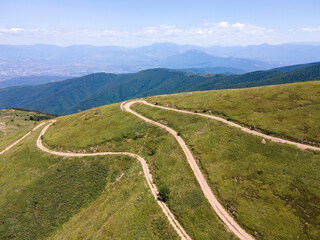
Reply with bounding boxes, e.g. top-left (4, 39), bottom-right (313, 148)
top-left (1, 42), bottom-right (320, 83)
top-left (160, 49), bottom-right (270, 71)
top-left (0, 62), bottom-right (319, 115)
top-left (0, 75), bottom-right (69, 88)
top-left (205, 43), bottom-right (320, 65)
